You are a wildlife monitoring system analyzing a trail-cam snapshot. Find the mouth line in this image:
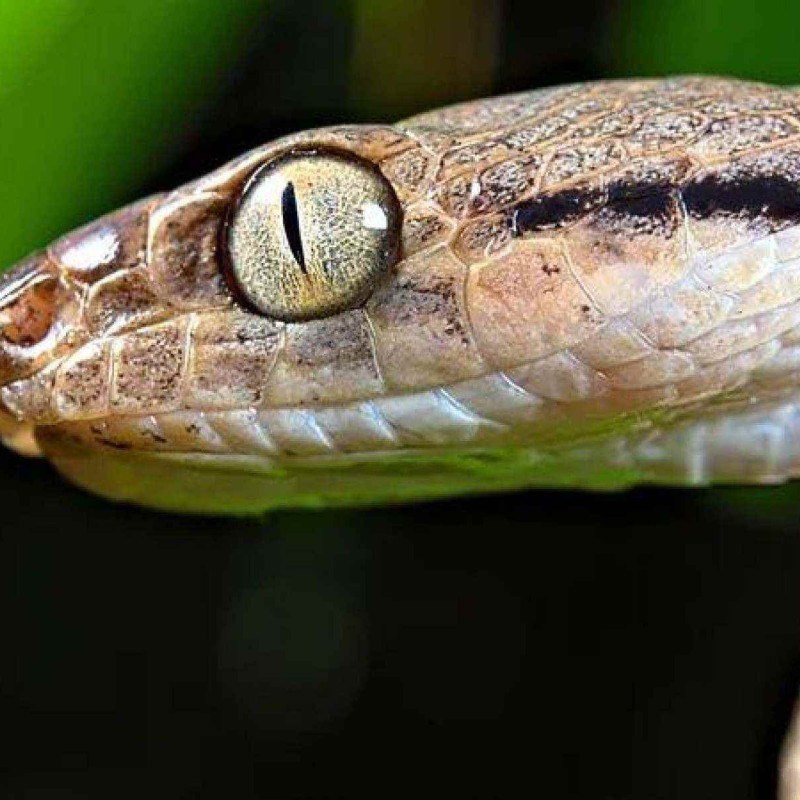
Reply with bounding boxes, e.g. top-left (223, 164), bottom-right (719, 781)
top-left (0, 401), bottom-right (40, 456)
top-left (32, 393), bottom-right (511, 461)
